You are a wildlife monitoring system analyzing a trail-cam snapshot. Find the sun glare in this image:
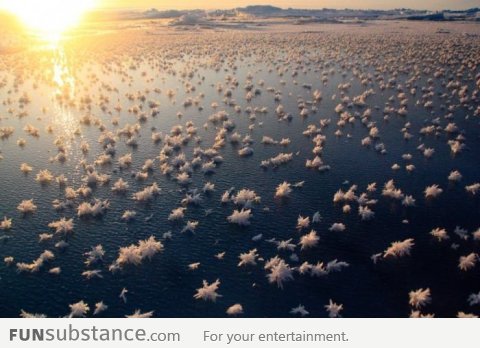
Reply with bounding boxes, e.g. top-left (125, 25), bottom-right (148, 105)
top-left (0, 0), bottom-right (95, 42)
